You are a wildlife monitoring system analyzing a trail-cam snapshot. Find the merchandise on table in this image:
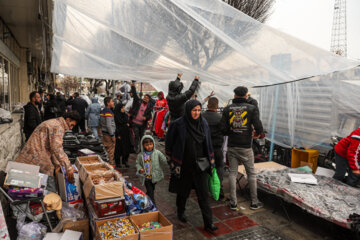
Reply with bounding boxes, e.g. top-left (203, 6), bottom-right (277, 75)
top-left (130, 211), bottom-right (173, 240)
top-left (57, 165), bottom-right (82, 202)
top-left (139, 221), bottom-right (162, 231)
top-left (78, 148), bottom-right (96, 156)
top-left (4, 162), bottom-right (40, 188)
top-left (79, 162), bottom-right (114, 183)
top-left (75, 155), bottom-right (104, 170)
top-left (97, 218), bottom-right (136, 239)
top-left (91, 197), bottom-right (126, 218)
top-left (83, 172), bottom-right (124, 201)
top-left (87, 200), bottom-right (126, 235)
top-left (7, 186), bottom-right (44, 200)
